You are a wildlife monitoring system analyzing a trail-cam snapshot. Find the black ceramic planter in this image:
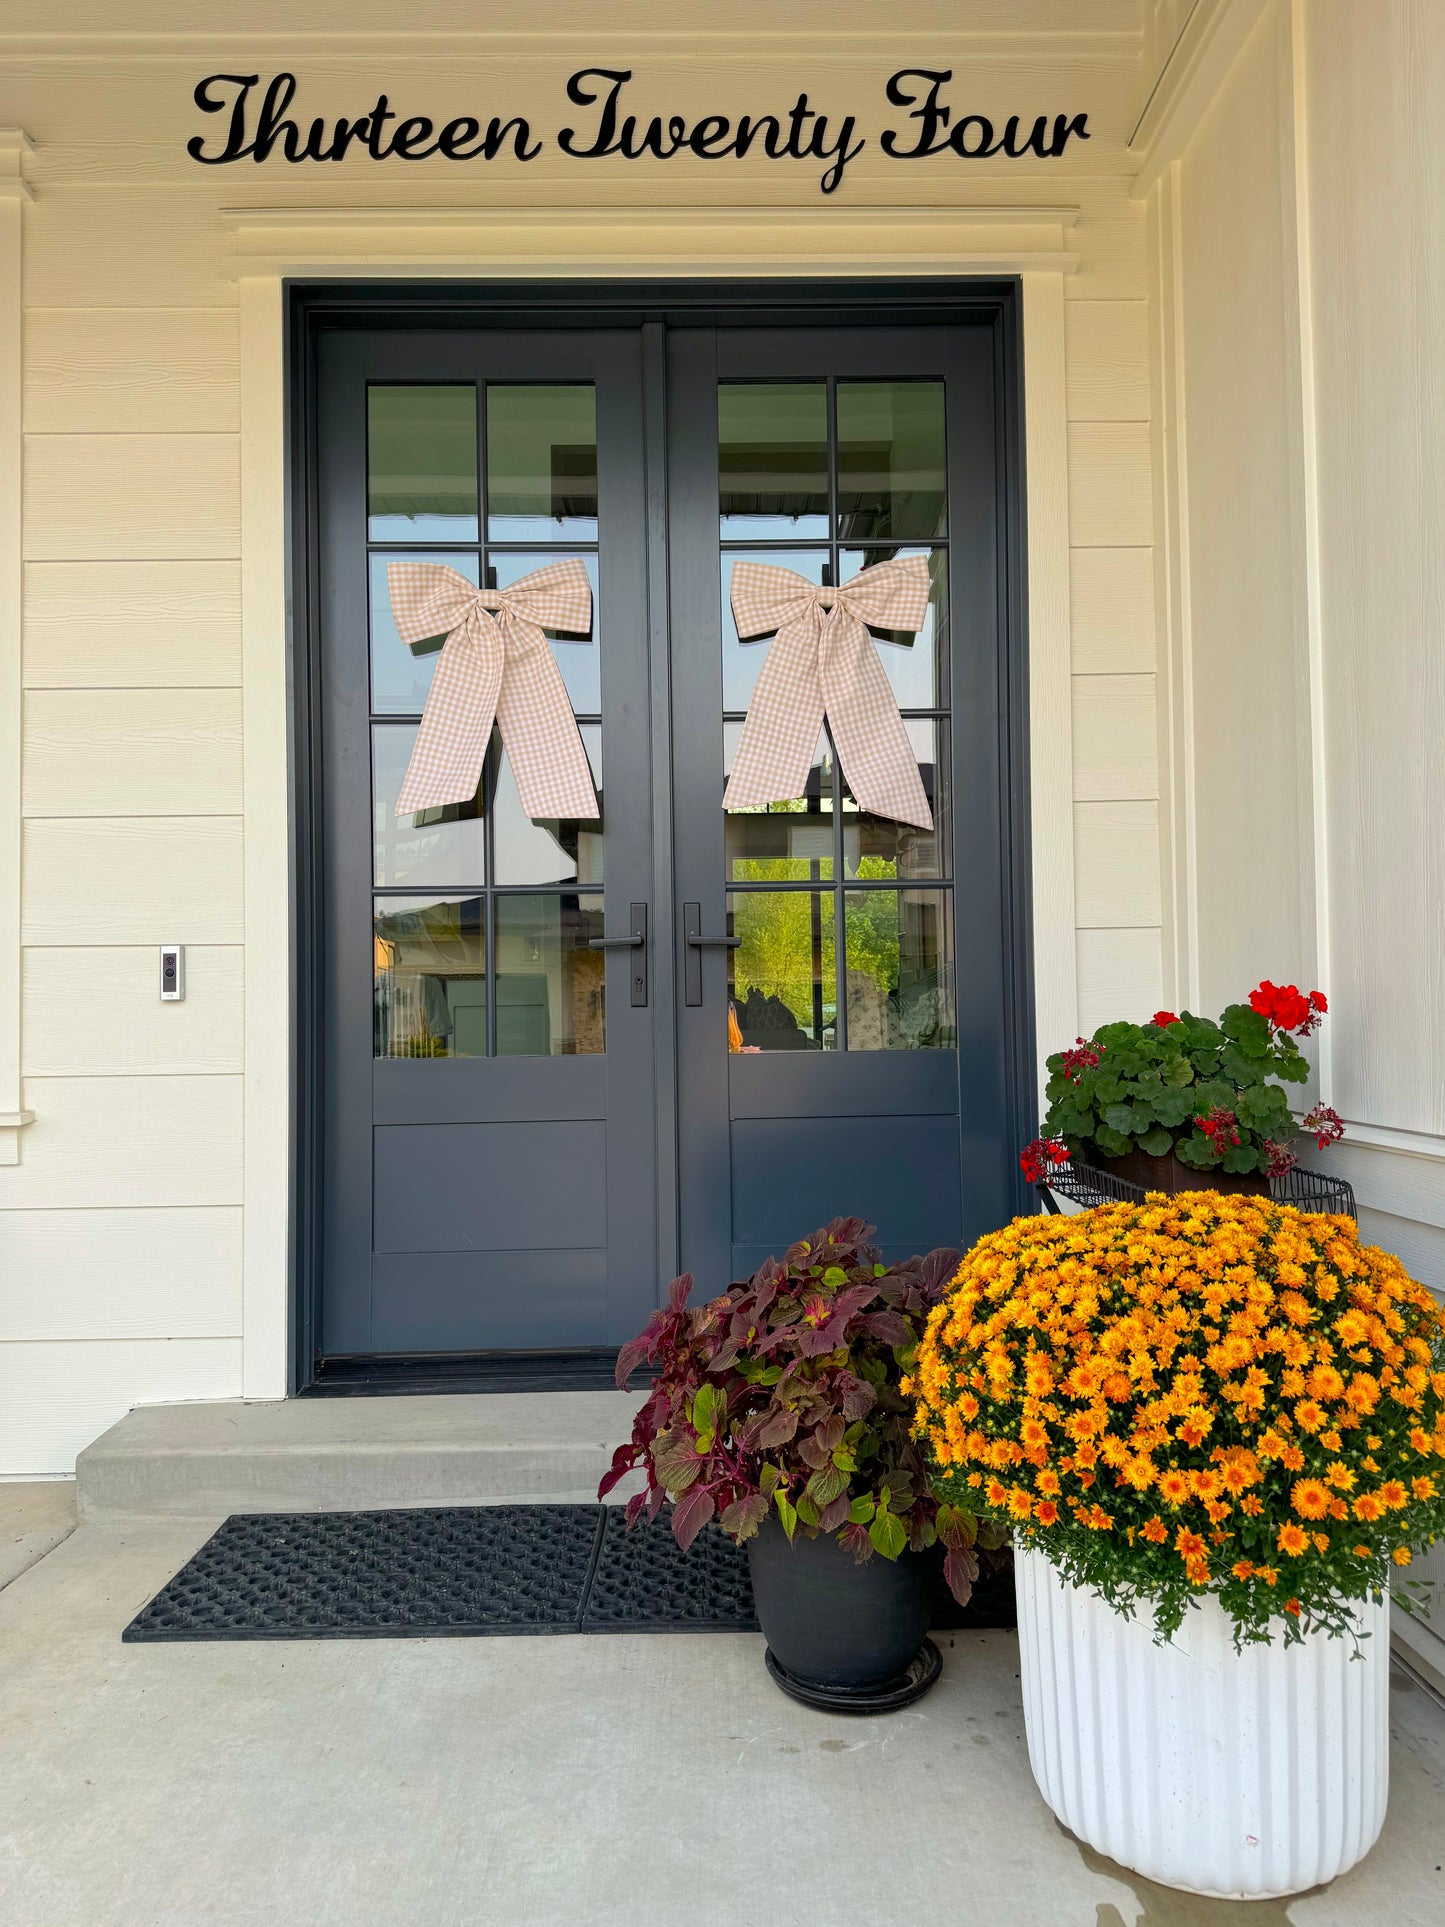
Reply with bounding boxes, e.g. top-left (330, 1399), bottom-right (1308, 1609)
top-left (746, 1519), bottom-right (936, 1705)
